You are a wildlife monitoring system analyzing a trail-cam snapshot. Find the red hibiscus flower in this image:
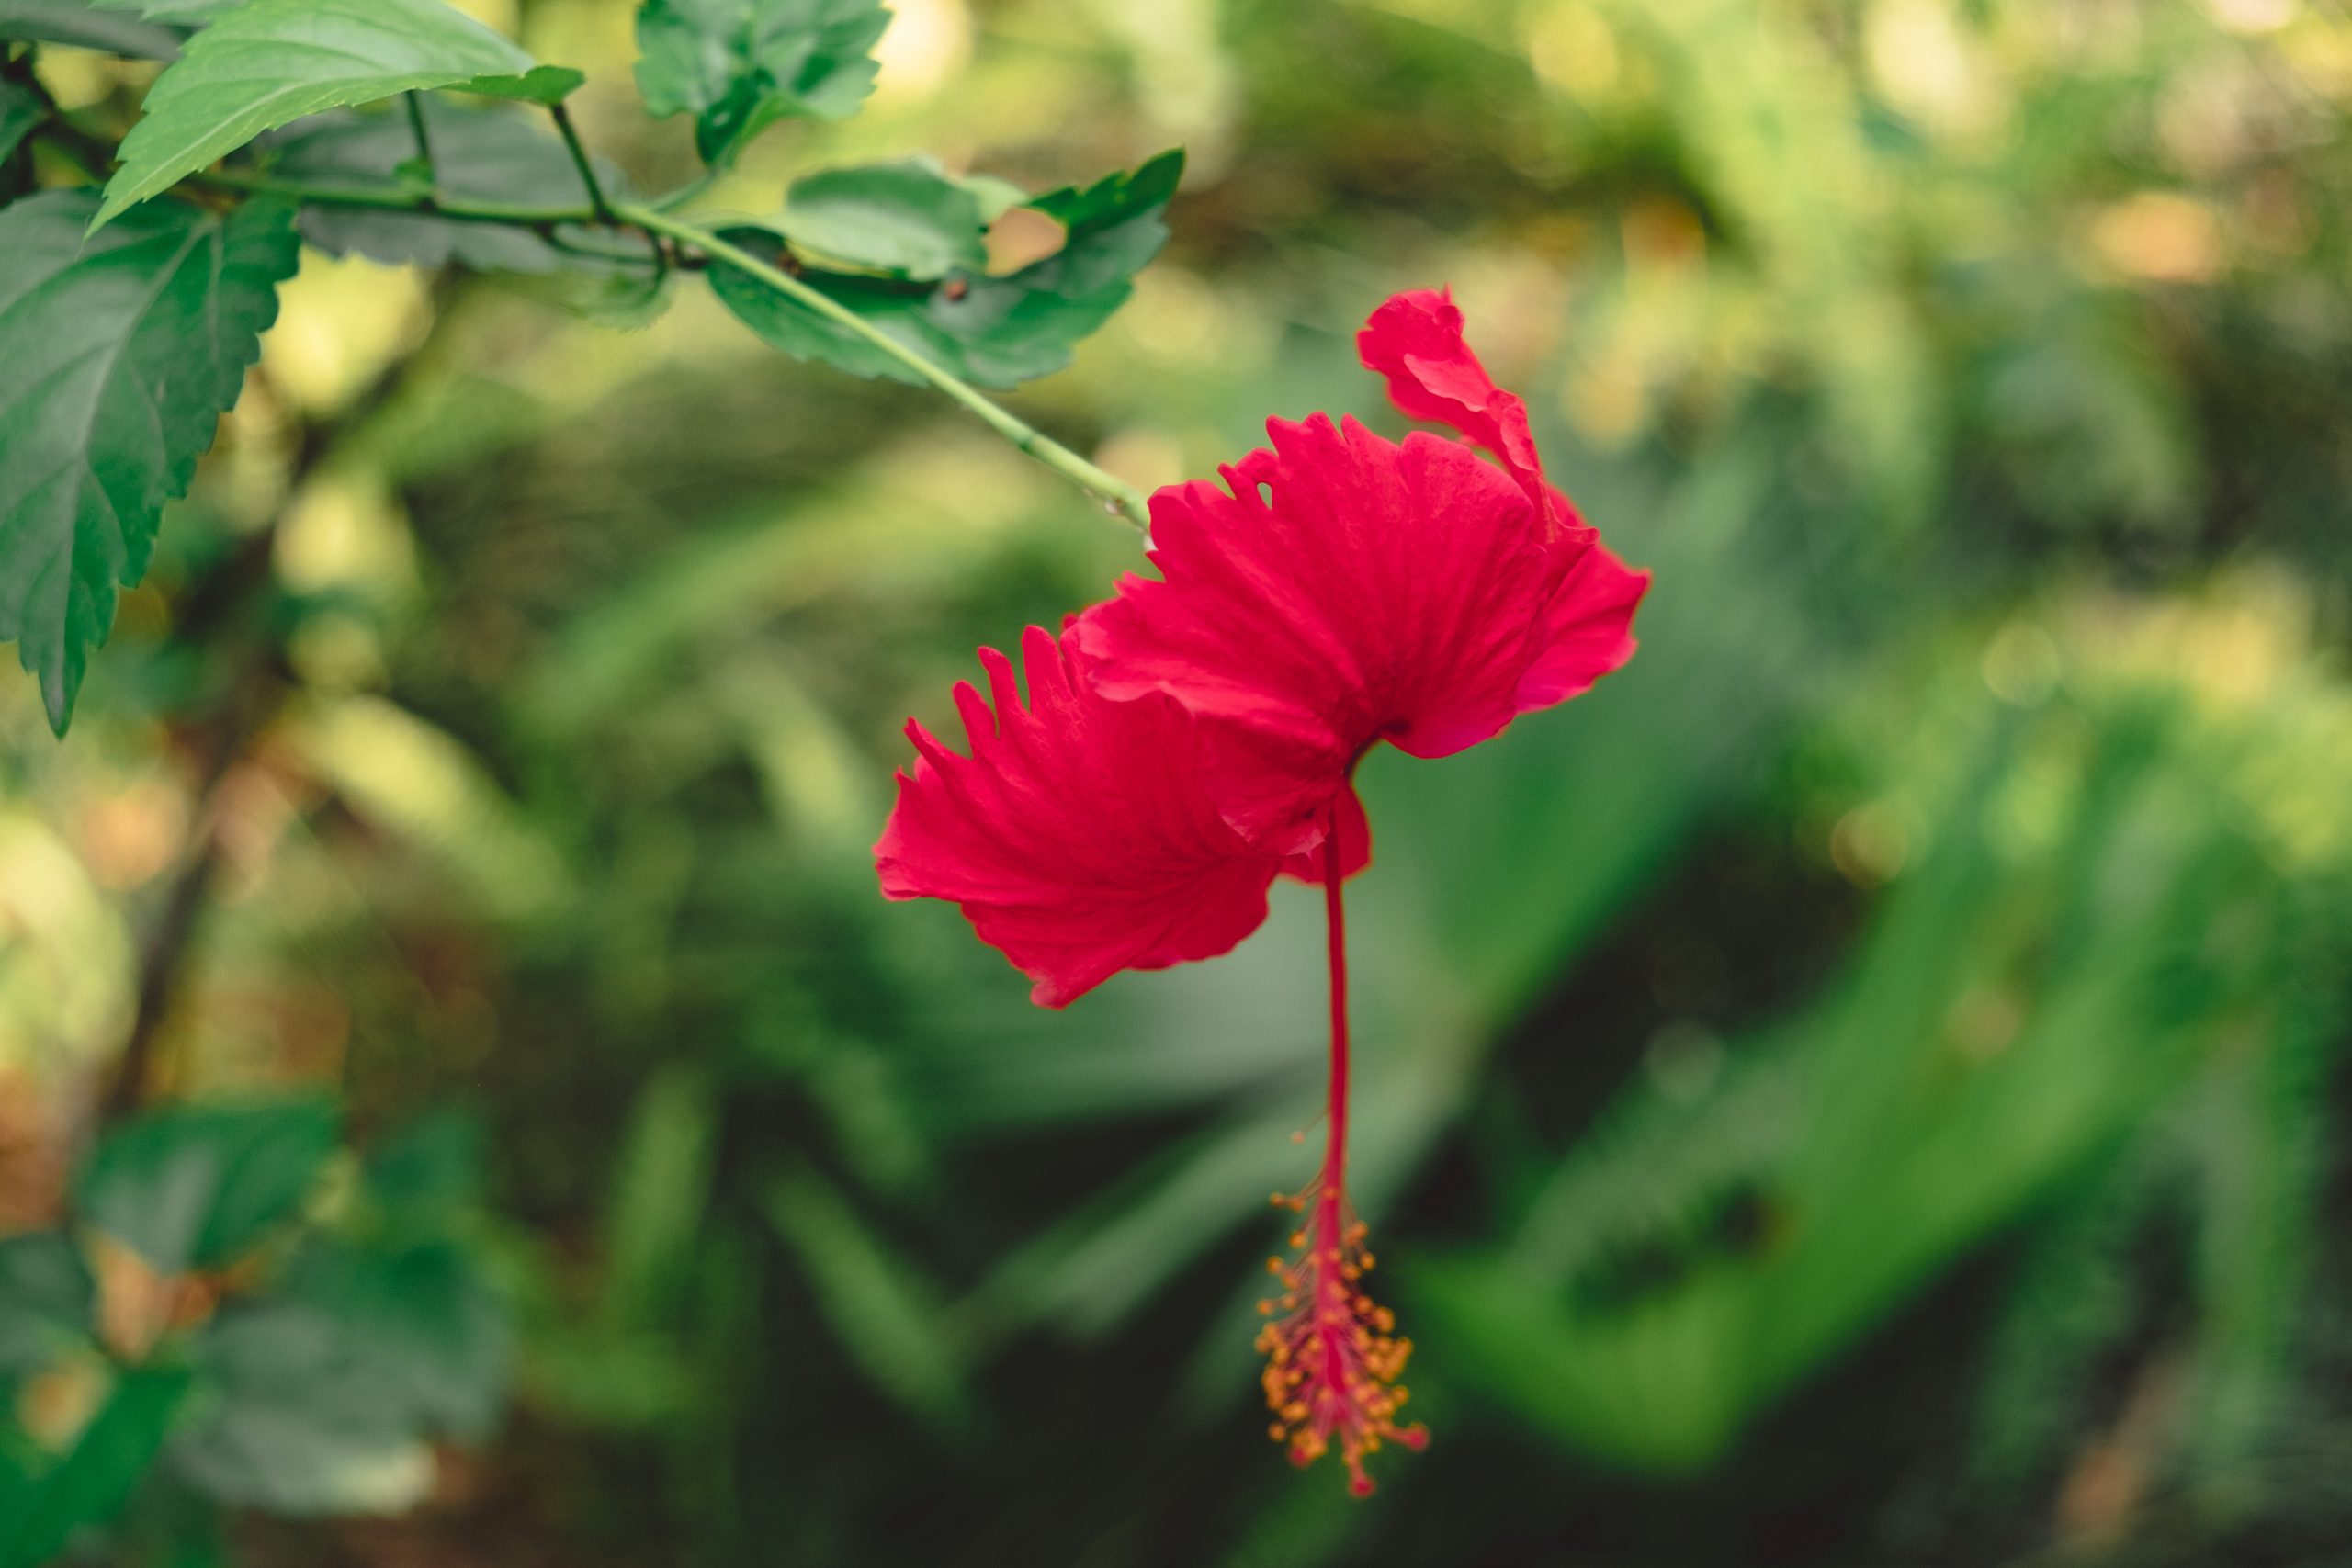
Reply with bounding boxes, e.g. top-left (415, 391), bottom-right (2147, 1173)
top-left (875, 289), bottom-right (1648, 1495)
